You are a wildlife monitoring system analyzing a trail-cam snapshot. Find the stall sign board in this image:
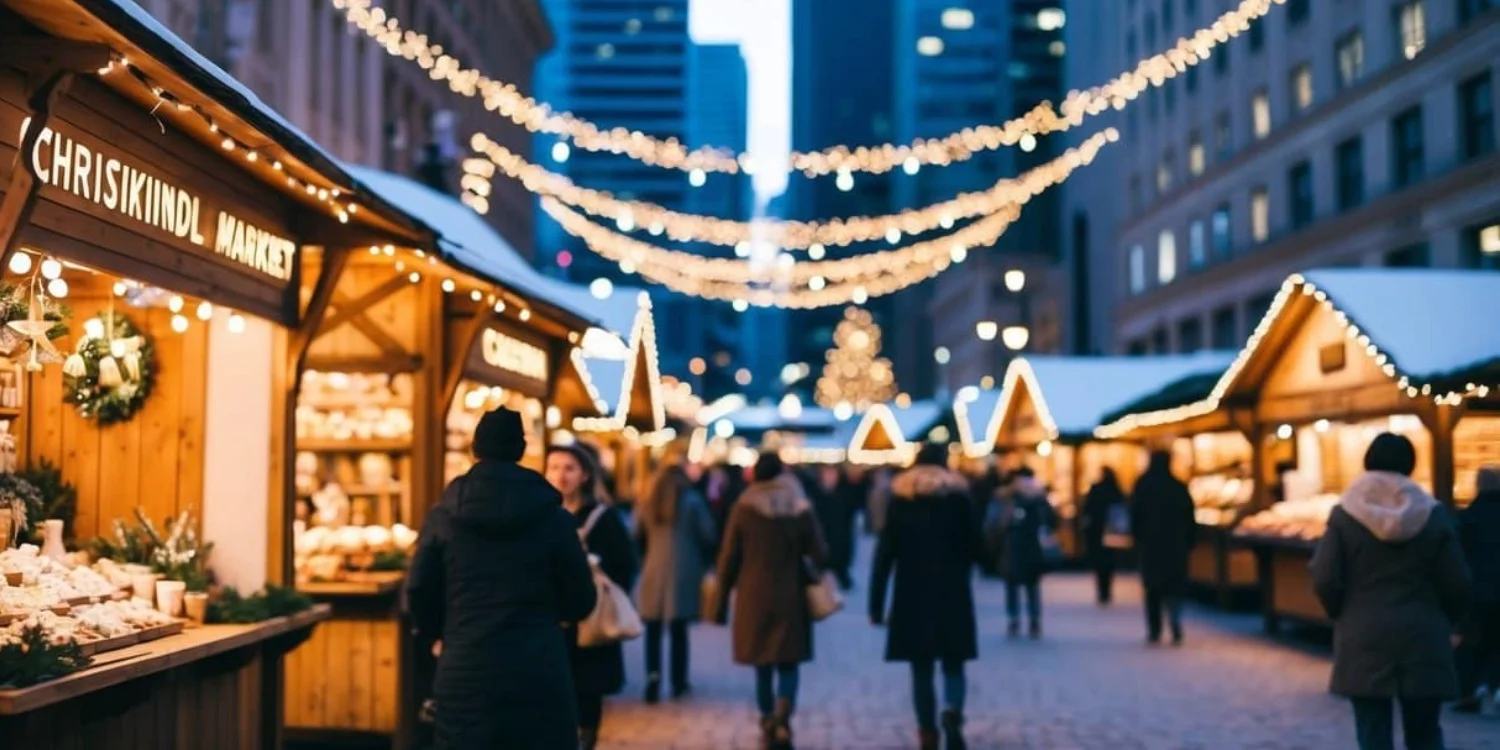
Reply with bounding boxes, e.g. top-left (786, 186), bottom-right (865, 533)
top-left (1318, 342), bottom-right (1346, 375)
top-left (15, 116), bottom-right (297, 283)
top-left (467, 322), bottom-right (551, 398)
